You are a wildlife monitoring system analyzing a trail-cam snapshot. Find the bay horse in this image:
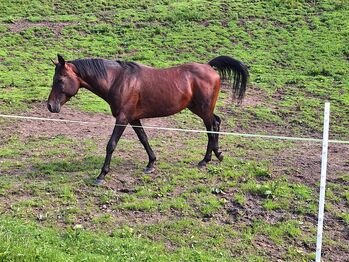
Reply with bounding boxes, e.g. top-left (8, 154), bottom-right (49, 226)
top-left (48, 54), bottom-right (249, 185)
